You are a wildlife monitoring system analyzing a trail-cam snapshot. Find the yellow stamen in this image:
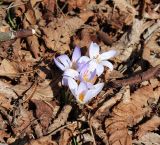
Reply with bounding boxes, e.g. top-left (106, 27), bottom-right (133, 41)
top-left (79, 93), bottom-right (85, 103)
